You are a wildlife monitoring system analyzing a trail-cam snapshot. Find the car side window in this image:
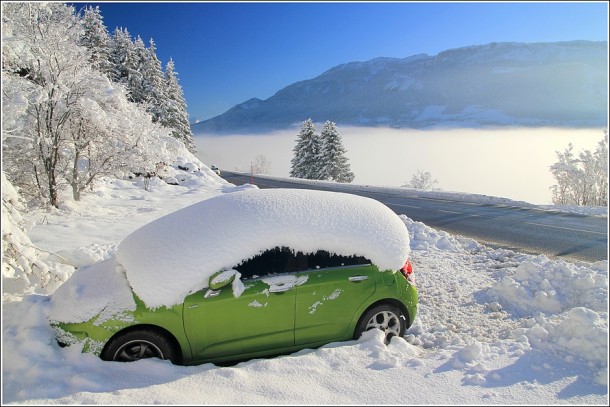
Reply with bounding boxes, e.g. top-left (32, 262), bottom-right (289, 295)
top-left (234, 246), bottom-right (371, 281)
top-left (234, 247), bottom-right (295, 280)
top-left (305, 250), bottom-right (370, 270)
